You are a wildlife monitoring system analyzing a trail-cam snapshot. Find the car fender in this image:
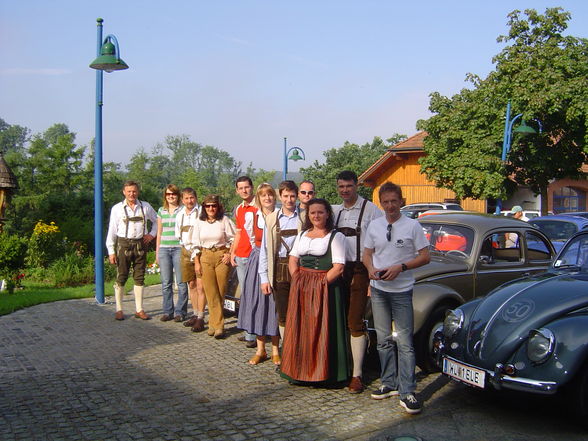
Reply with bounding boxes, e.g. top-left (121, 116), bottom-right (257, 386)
top-left (413, 283), bottom-right (465, 333)
top-left (511, 313), bottom-right (588, 386)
